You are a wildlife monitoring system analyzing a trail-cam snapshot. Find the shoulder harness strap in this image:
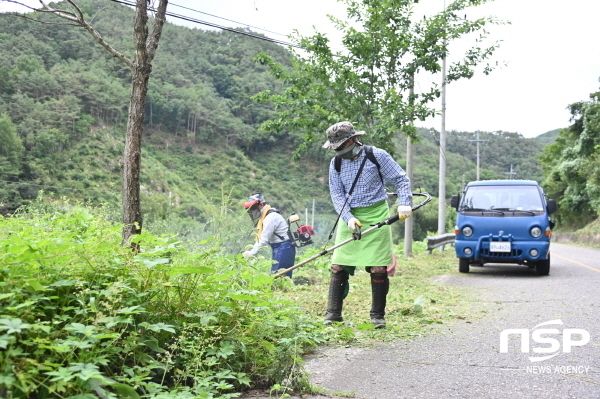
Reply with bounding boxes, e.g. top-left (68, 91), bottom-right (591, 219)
top-left (267, 209), bottom-right (290, 242)
top-left (334, 153), bottom-right (342, 173)
top-left (335, 145), bottom-right (383, 183)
